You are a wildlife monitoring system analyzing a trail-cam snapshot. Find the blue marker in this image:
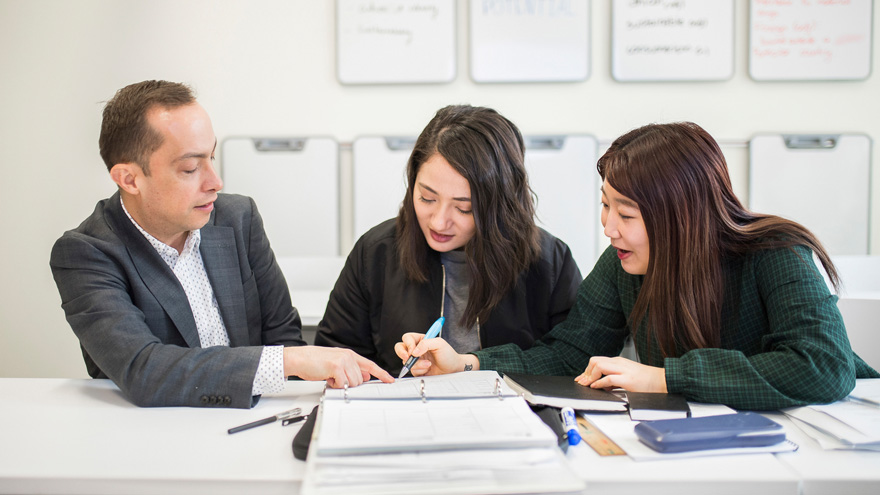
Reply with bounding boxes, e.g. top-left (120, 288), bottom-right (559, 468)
top-left (561, 407), bottom-right (581, 446)
top-left (398, 317), bottom-right (445, 378)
